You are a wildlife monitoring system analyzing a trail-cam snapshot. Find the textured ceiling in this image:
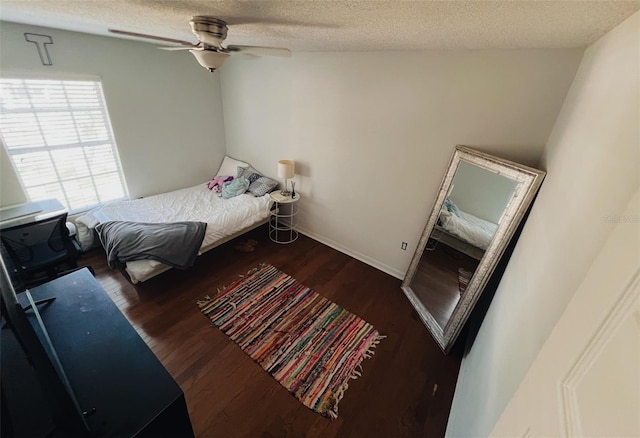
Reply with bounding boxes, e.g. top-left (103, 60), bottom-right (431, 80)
top-left (1, 1), bottom-right (639, 51)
